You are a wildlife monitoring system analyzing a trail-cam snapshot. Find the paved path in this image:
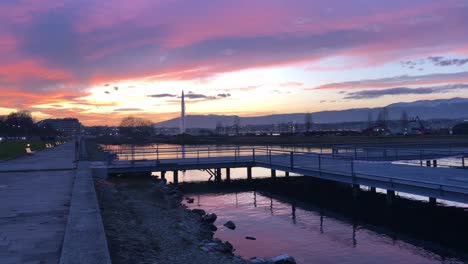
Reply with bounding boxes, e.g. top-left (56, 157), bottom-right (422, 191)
top-left (0, 143), bottom-right (76, 263)
top-left (0, 143), bottom-right (76, 172)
